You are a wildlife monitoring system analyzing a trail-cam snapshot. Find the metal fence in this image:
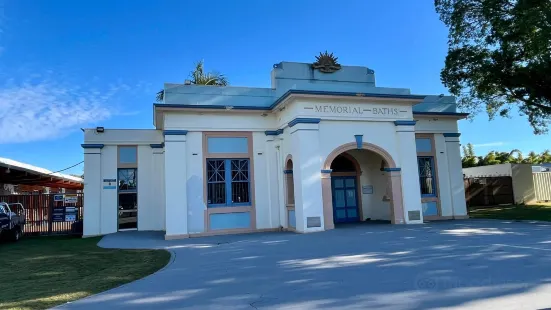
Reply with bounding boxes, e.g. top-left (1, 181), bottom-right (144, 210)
top-left (534, 172), bottom-right (551, 202)
top-left (0, 193), bottom-right (83, 236)
top-left (464, 176), bottom-right (515, 207)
